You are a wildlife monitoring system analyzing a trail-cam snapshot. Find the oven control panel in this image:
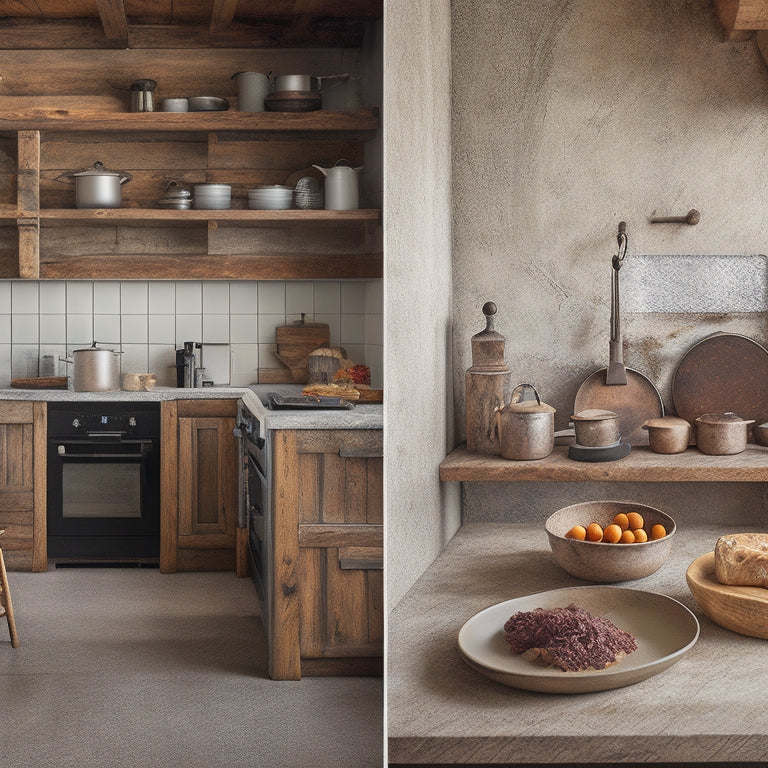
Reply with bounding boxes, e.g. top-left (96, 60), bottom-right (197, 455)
top-left (47, 402), bottom-right (160, 439)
